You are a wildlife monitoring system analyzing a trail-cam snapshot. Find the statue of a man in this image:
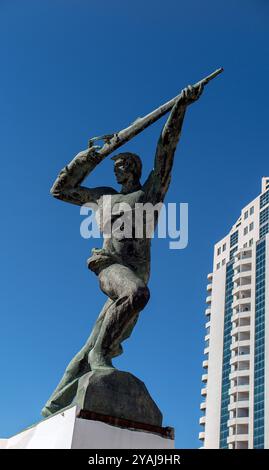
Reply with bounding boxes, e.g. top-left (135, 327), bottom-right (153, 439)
top-left (42, 84), bottom-right (204, 417)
